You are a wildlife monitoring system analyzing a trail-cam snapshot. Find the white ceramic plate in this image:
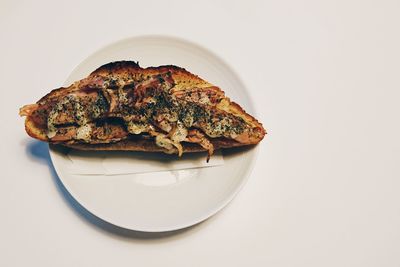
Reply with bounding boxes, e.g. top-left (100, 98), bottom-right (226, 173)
top-left (49, 35), bottom-right (259, 232)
